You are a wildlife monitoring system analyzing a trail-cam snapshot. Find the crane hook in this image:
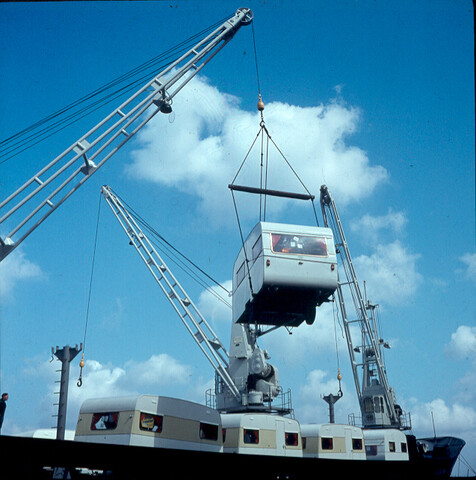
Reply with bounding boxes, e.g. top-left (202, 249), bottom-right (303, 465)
top-left (77, 353), bottom-right (85, 387)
